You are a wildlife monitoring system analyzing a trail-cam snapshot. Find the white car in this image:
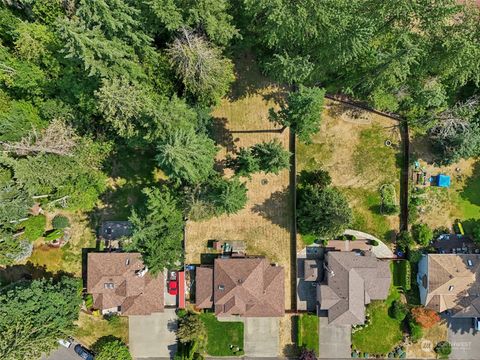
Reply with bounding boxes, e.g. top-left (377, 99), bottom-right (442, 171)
top-left (473, 317), bottom-right (480, 331)
top-left (58, 338), bottom-right (72, 348)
